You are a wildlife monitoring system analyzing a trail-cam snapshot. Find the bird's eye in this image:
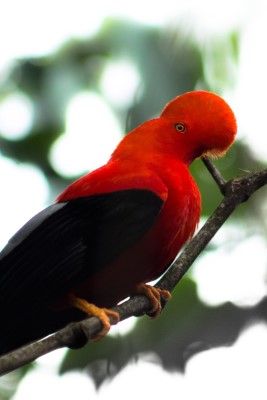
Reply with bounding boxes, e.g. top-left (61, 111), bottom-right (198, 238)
top-left (174, 122), bottom-right (186, 133)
